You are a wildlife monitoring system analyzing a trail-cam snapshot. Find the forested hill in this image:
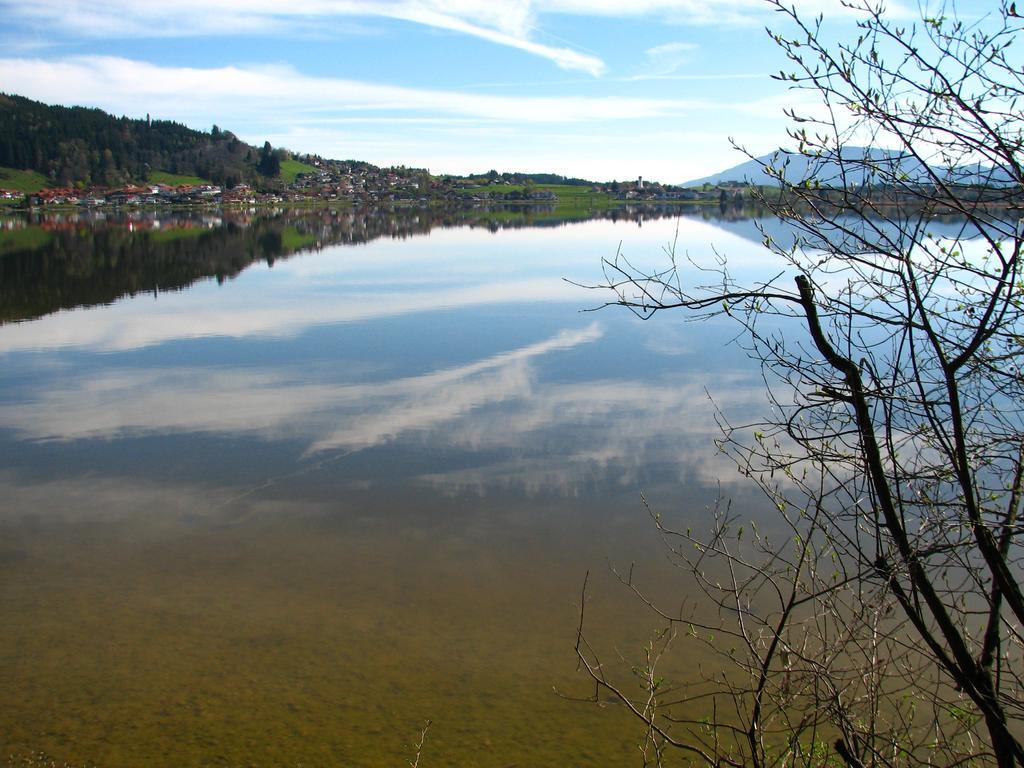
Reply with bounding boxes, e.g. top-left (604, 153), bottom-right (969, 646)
top-left (0, 93), bottom-right (280, 188)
